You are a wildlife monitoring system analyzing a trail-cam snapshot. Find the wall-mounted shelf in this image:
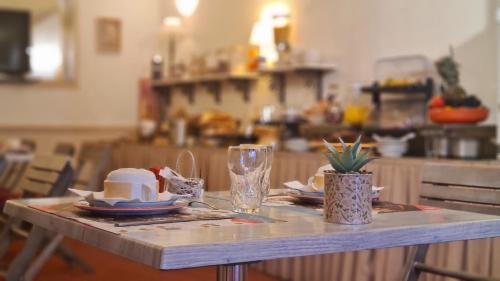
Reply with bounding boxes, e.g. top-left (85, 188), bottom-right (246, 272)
top-left (361, 78), bottom-right (434, 109)
top-left (152, 73), bottom-right (257, 104)
top-left (259, 63), bottom-right (337, 103)
top-left (152, 63), bottom-right (337, 106)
